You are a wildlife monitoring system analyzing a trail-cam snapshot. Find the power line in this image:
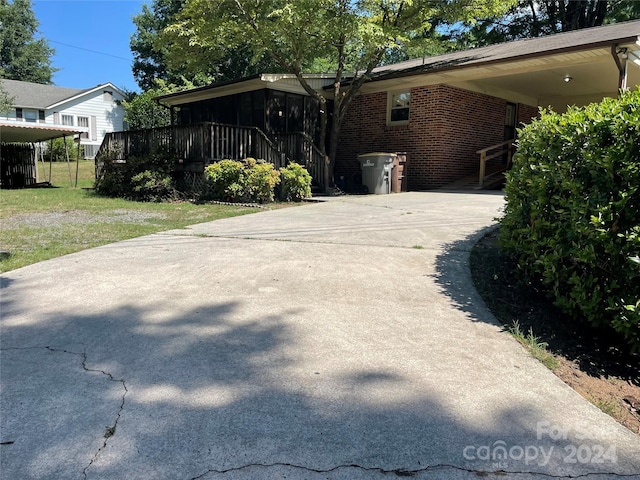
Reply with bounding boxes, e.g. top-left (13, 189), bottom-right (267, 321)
top-left (49, 40), bottom-right (132, 62)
